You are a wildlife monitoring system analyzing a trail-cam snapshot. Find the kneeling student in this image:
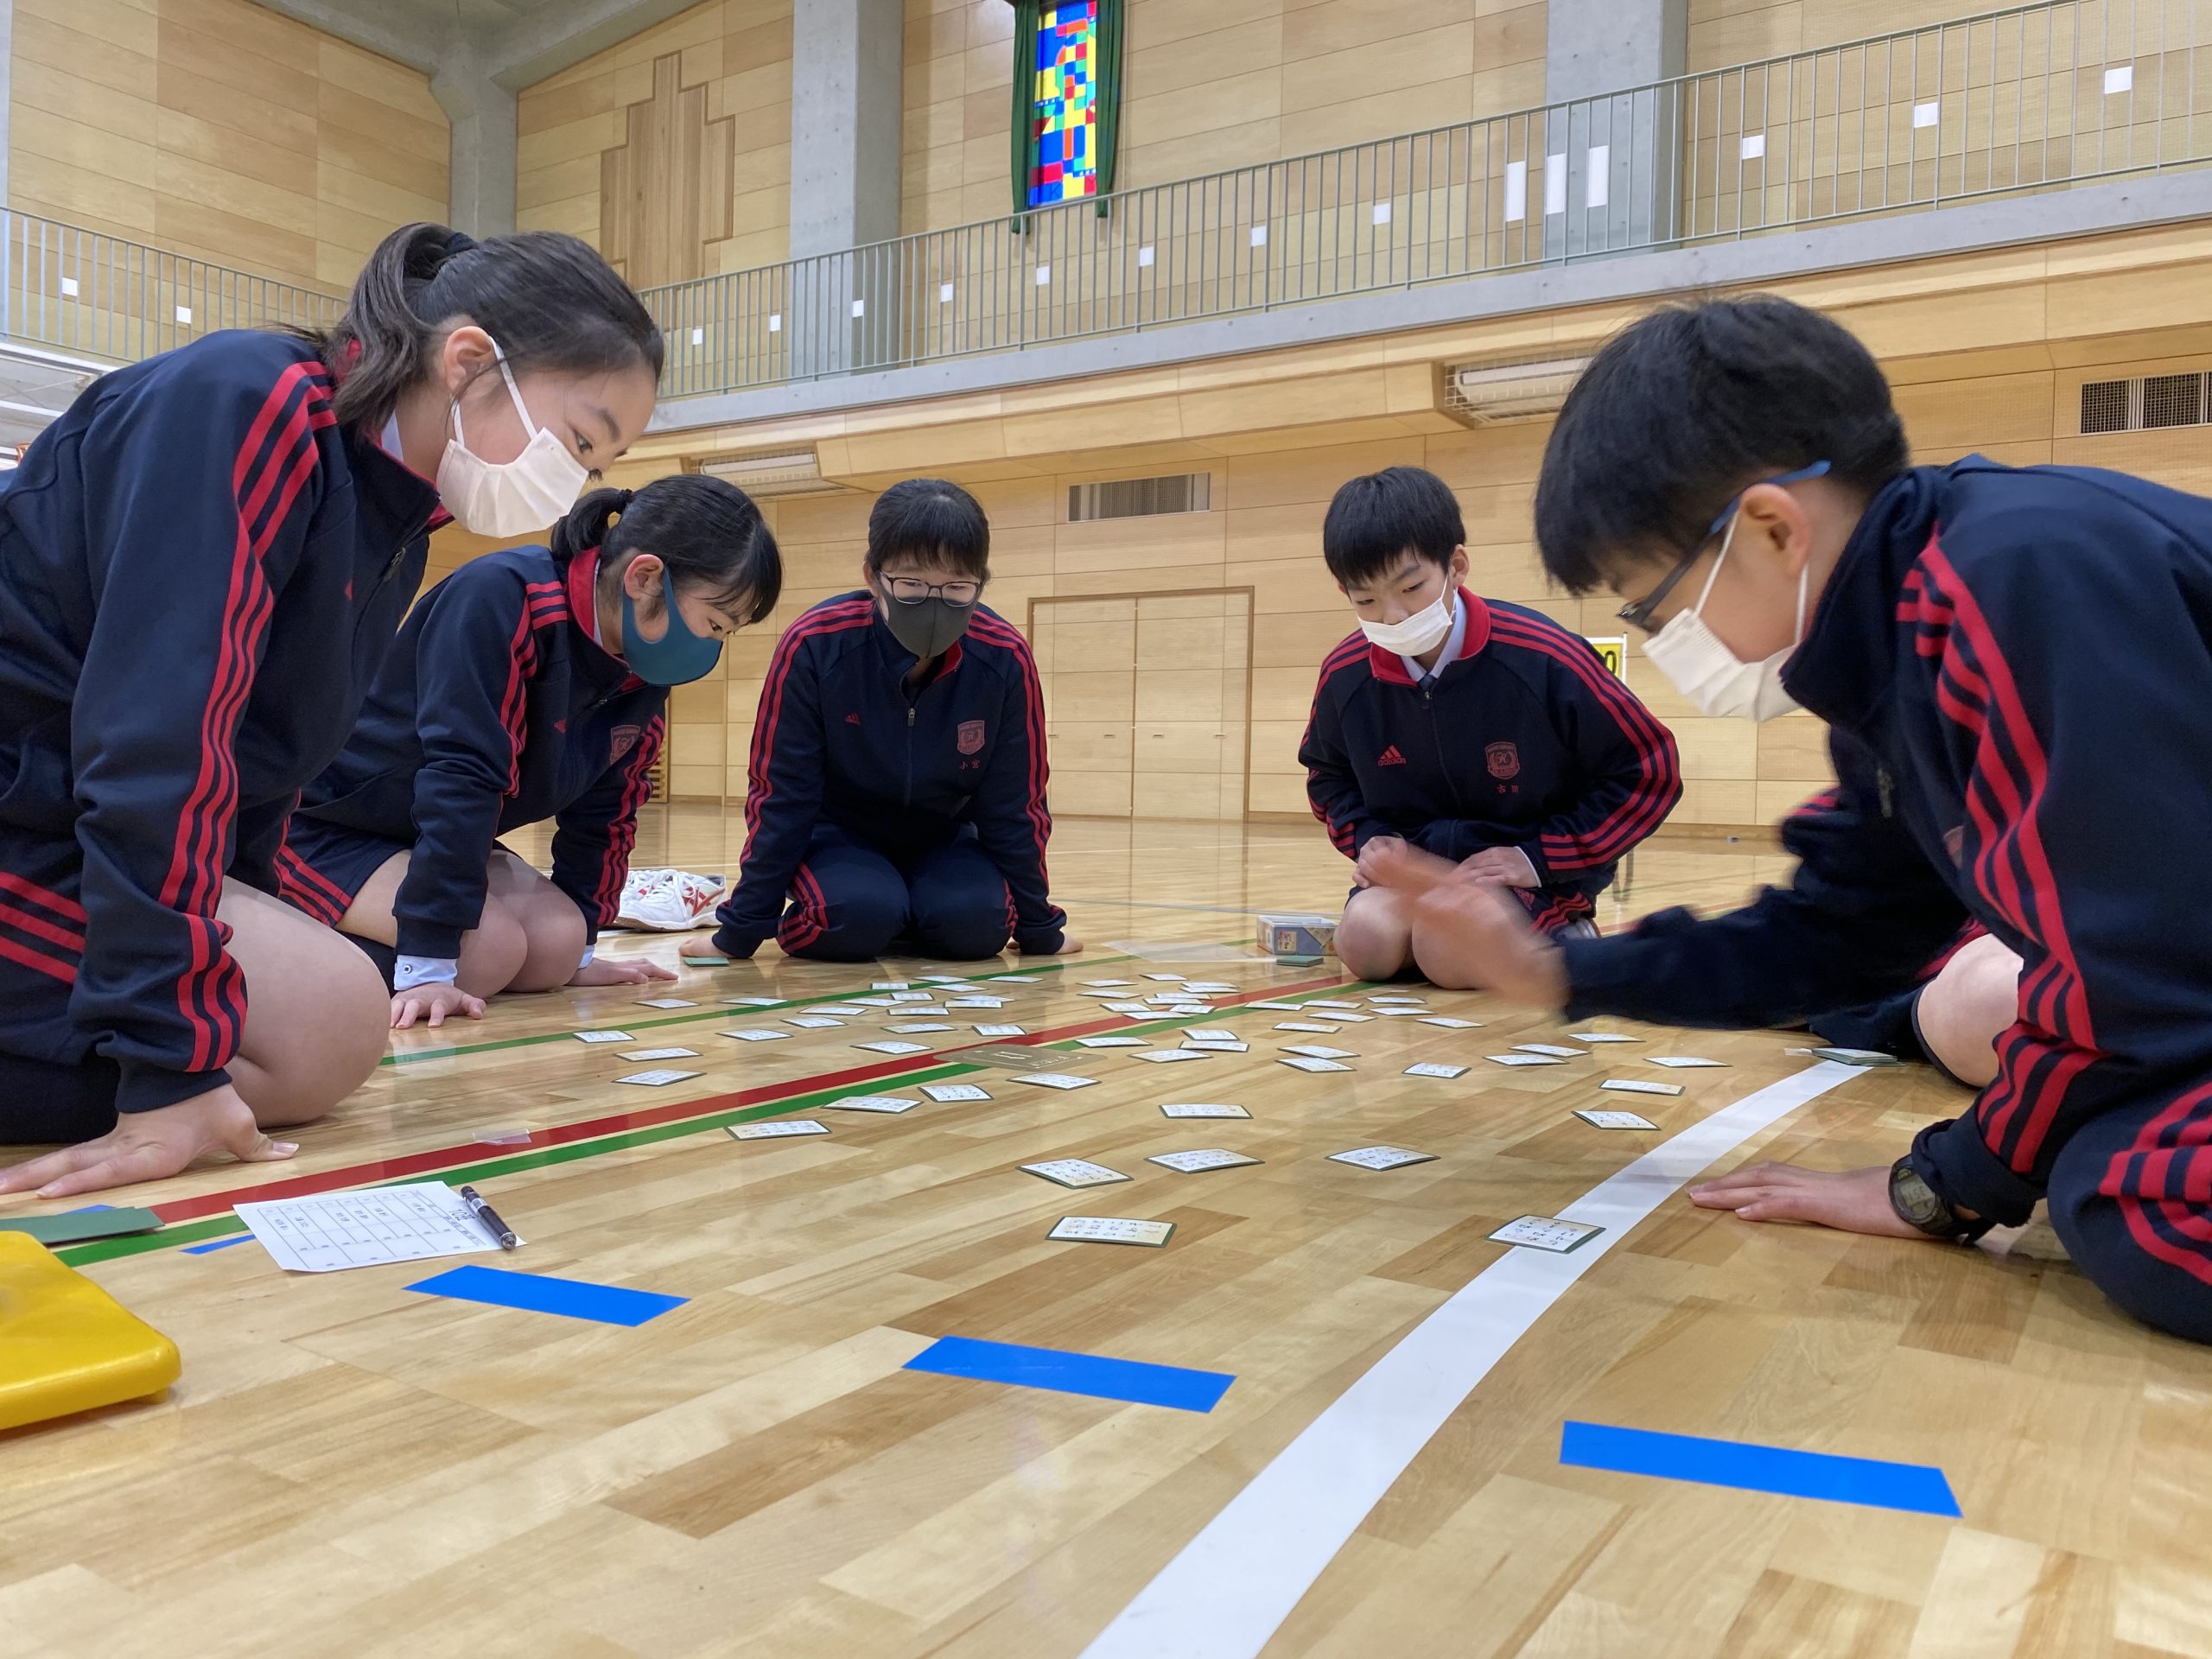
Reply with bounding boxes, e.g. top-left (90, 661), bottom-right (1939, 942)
top-left (702, 478), bottom-right (1075, 963)
top-left (1300, 466), bottom-right (1681, 982)
top-left (284, 477), bottom-right (780, 1027)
